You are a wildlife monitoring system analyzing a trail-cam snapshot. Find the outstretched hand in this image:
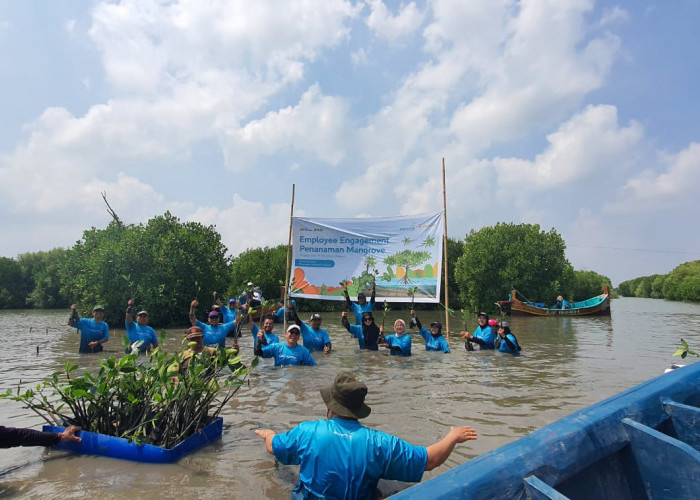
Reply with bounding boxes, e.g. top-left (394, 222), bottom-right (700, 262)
top-left (448, 425), bottom-right (478, 443)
